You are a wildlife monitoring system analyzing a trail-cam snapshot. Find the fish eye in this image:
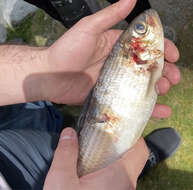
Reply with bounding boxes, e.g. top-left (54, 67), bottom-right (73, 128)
top-left (134, 22), bottom-right (147, 34)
